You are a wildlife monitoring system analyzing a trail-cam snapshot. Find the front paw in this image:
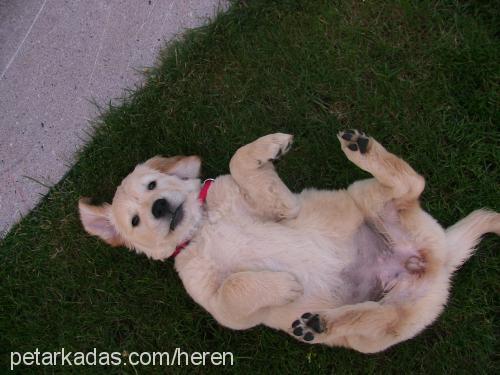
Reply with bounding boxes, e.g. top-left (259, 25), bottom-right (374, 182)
top-left (252, 133), bottom-right (294, 165)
